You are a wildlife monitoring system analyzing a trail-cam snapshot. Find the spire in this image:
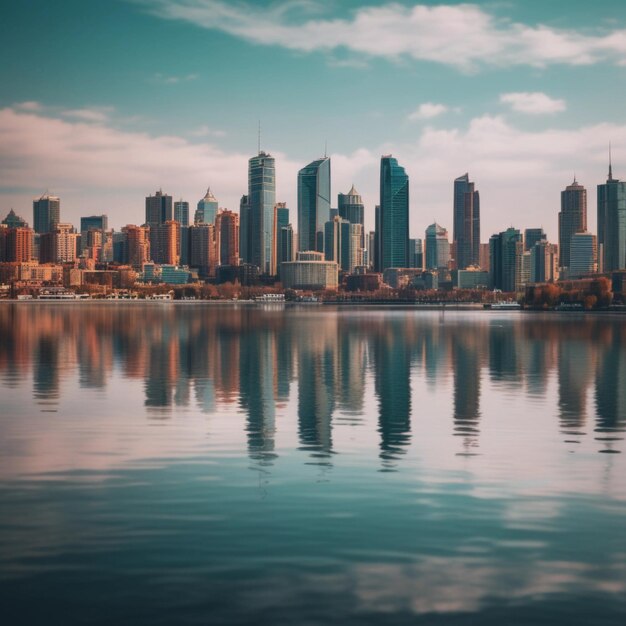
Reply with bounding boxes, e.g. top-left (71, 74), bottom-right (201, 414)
top-left (608, 142), bottom-right (613, 181)
top-left (258, 119), bottom-right (261, 155)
